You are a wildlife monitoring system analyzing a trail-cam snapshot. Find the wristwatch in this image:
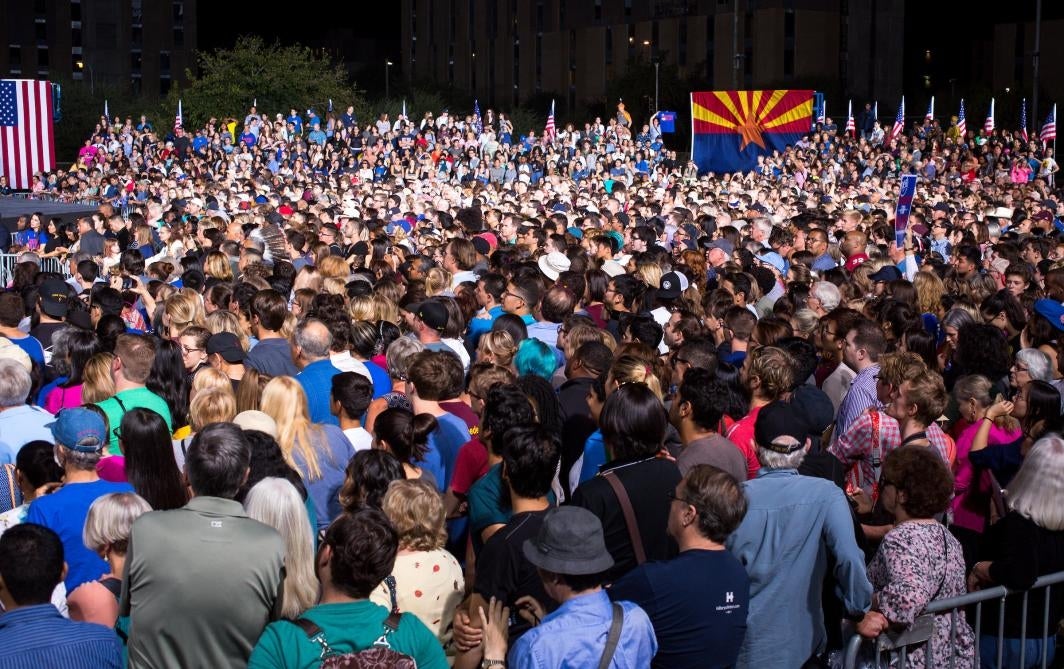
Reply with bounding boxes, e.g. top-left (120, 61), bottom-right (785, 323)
top-left (481, 660), bottom-right (507, 668)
